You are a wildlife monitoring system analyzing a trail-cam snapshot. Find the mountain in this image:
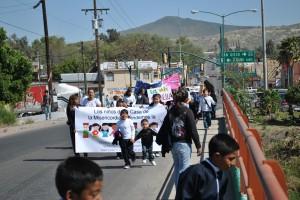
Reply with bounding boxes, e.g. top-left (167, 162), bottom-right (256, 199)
top-left (122, 16), bottom-right (253, 38)
top-left (122, 16), bottom-right (300, 51)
